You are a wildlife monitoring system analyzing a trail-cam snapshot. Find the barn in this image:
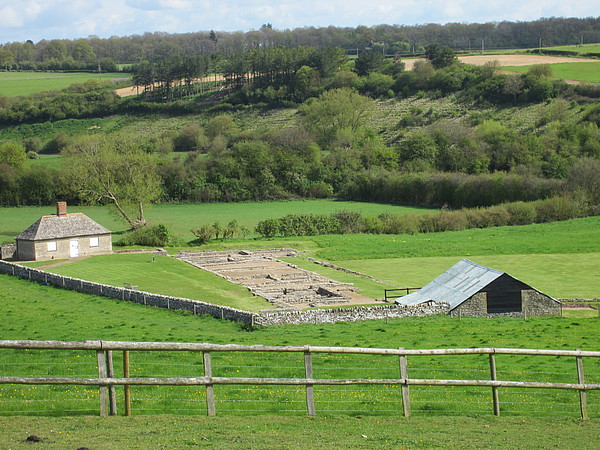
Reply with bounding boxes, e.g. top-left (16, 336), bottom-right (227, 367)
top-left (15, 202), bottom-right (112, 261)
top-left (395, 259), bottom-right (561, 317)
